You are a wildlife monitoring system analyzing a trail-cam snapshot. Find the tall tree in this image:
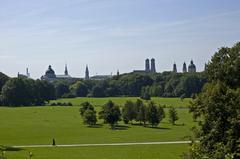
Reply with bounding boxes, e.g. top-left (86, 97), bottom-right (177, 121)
top-left (185, 42), bottom-right (240, 159)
